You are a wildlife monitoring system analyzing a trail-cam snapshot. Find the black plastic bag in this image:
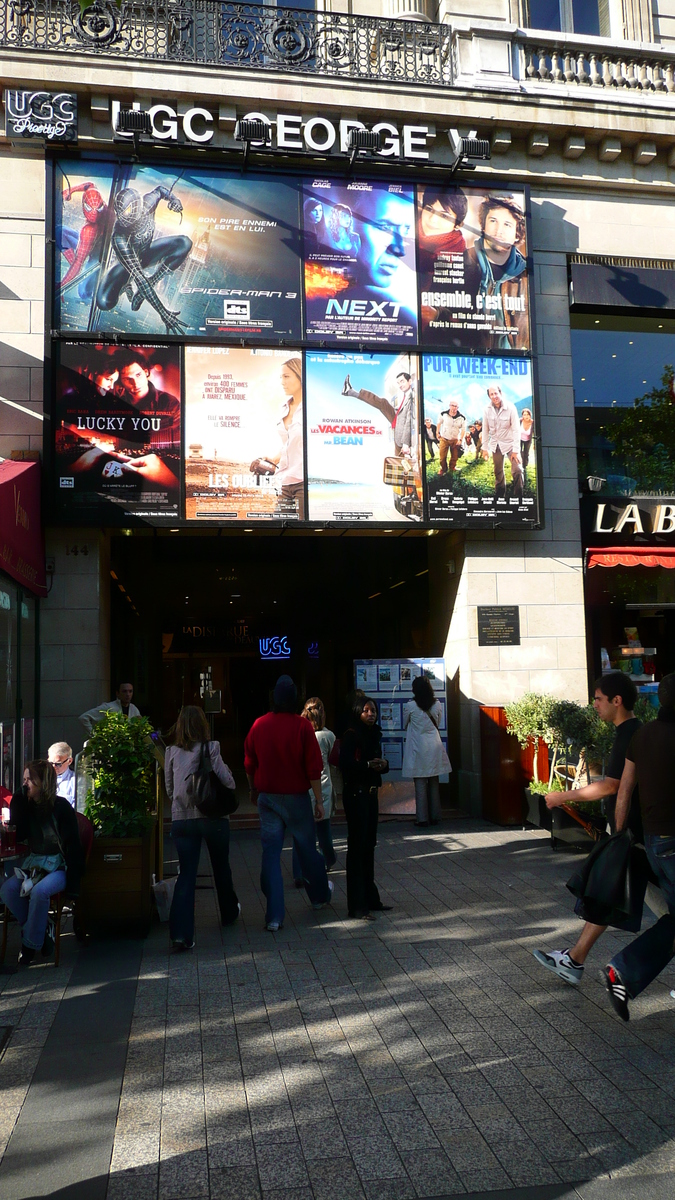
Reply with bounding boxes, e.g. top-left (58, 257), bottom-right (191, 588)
top-left (188, 743), bottom-right (239, 818)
